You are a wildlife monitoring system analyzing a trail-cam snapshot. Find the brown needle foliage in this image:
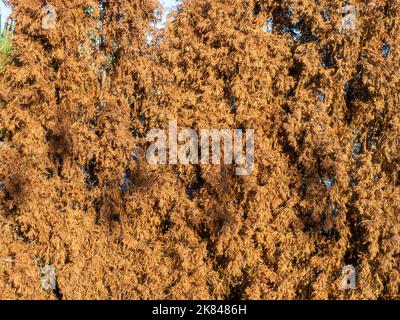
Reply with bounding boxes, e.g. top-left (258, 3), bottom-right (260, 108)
top-left (0, 0), bottom-right (399, 299)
